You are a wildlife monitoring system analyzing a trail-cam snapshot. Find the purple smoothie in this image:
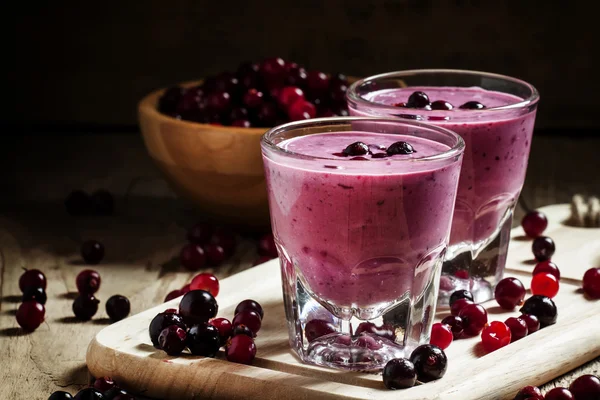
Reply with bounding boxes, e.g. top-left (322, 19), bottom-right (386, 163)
top-left (263, 131), bottom-right (462, 310)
